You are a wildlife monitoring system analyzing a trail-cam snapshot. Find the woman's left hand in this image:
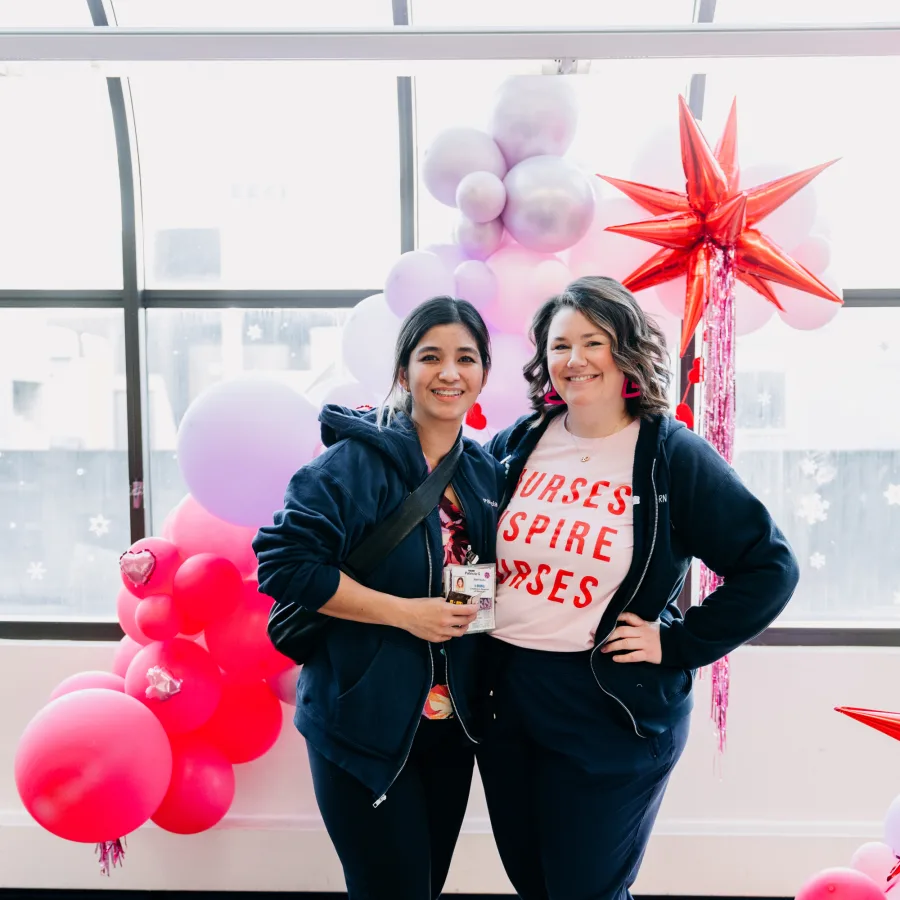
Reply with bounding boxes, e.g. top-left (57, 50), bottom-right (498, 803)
top-left (600, 612), bottom-right (662, 664)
